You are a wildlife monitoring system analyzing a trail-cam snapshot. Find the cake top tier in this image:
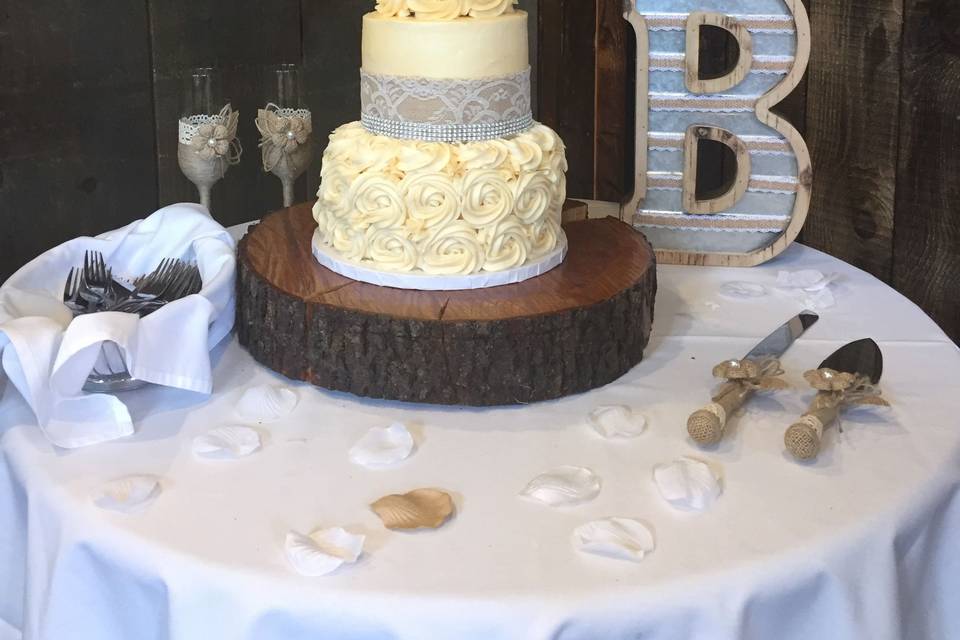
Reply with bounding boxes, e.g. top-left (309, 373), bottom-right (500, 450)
top-left (362, 10), bottom-right (528, 79)
top-left (374, 0), bottom-right (518, 20)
